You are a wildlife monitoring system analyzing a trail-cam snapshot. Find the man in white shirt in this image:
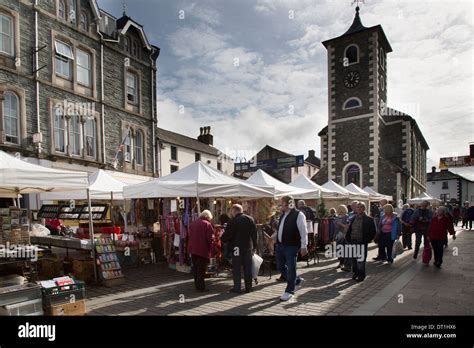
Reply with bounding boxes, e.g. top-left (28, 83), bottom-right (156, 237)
top-left (274, 195), bottom-right (308, 302)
